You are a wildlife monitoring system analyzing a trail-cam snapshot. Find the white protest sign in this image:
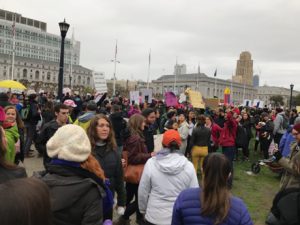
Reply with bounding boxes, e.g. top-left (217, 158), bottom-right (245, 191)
top-left (130, 91), bottom-right (139, 105)
top-left (93, 72), bottom-right (107, 93)
top-left (253, 99), bottom-right (264, 108)
top-left (141, 89), bottom-right (153, 103)
top-left (243, 99), bottom-right (252, 107)
top-left (179, 93), bottom-right (187, 103)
